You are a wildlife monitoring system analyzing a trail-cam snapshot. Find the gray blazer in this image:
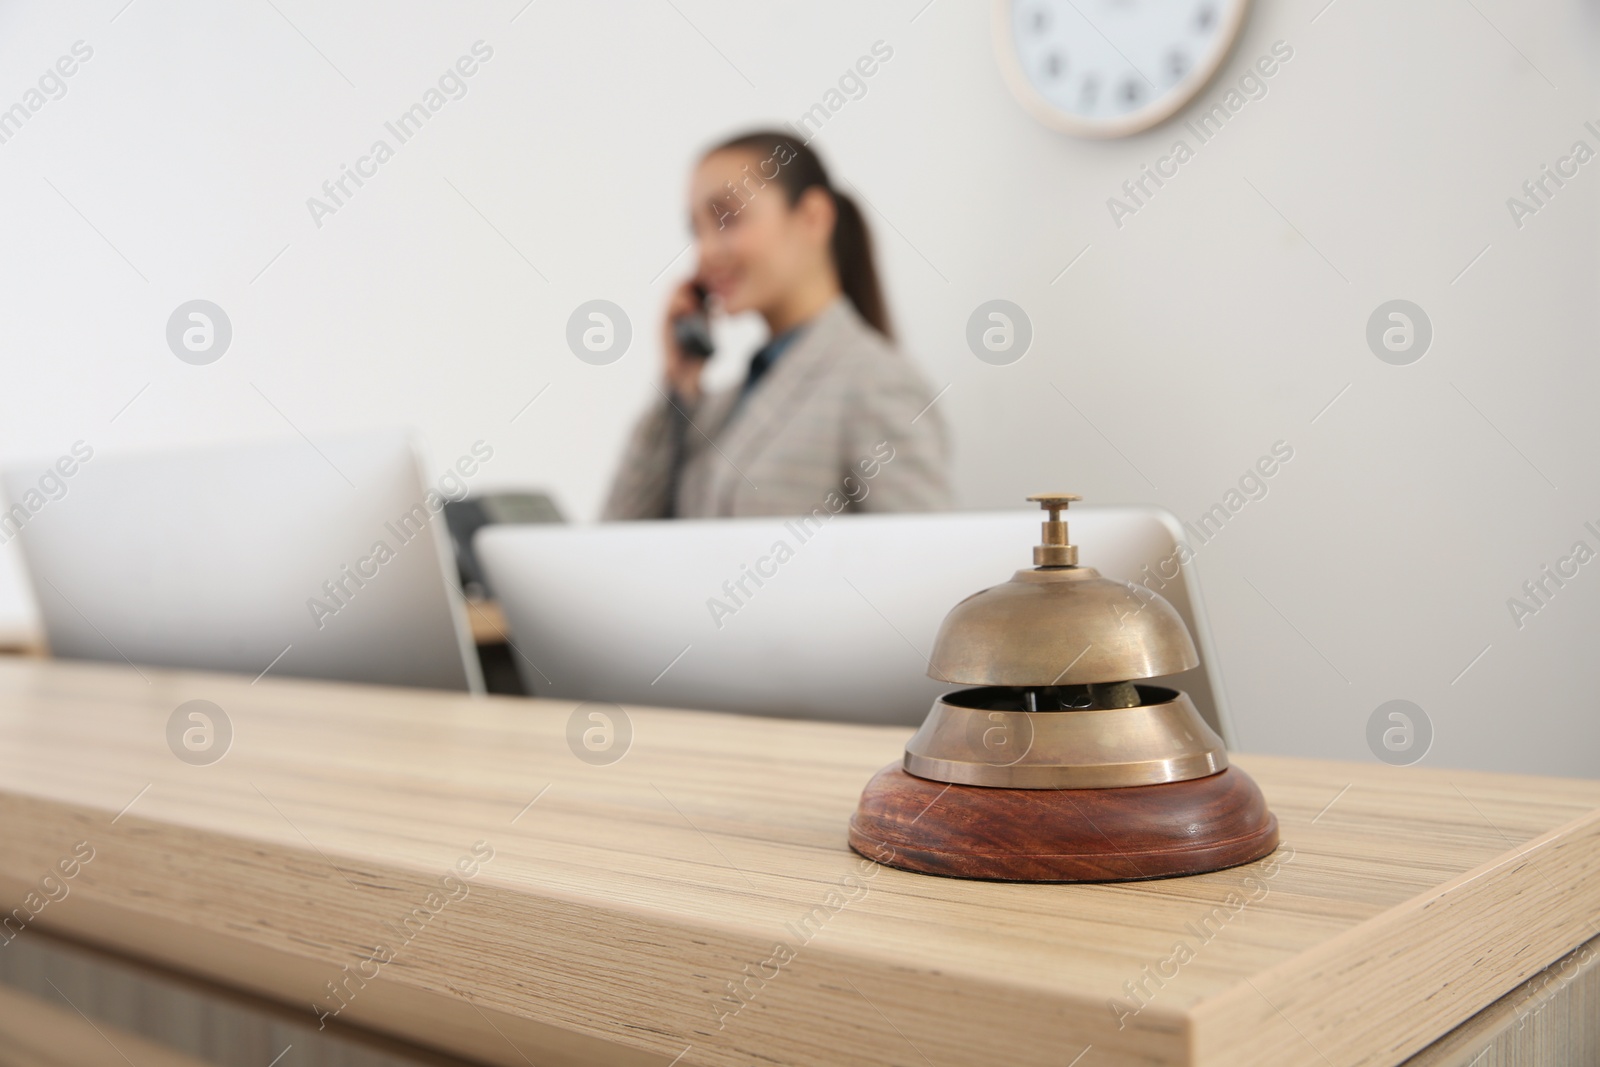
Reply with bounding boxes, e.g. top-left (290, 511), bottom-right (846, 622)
top-left (602, 298), bottom-right (951, 519)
